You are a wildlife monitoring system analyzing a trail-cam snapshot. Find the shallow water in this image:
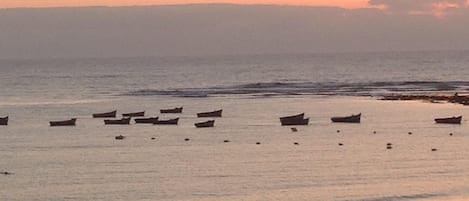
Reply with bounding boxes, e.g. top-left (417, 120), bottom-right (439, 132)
top-left (2, 96), bottom-right (469, 201)
top-left (2, 51), bottom-right (469, 200)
